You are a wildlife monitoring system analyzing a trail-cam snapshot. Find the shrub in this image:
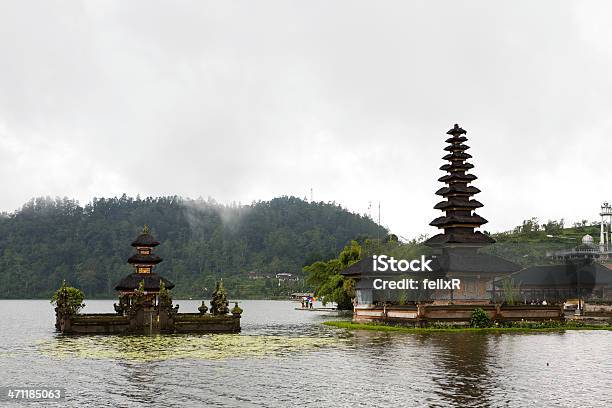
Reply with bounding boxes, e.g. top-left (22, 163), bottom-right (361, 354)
top-left (498, 319), bottom-right (581, 329)
top-left (51, 281), bottom-right (85, 316)
top-left (470, 308), bottom-right (493, 328)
